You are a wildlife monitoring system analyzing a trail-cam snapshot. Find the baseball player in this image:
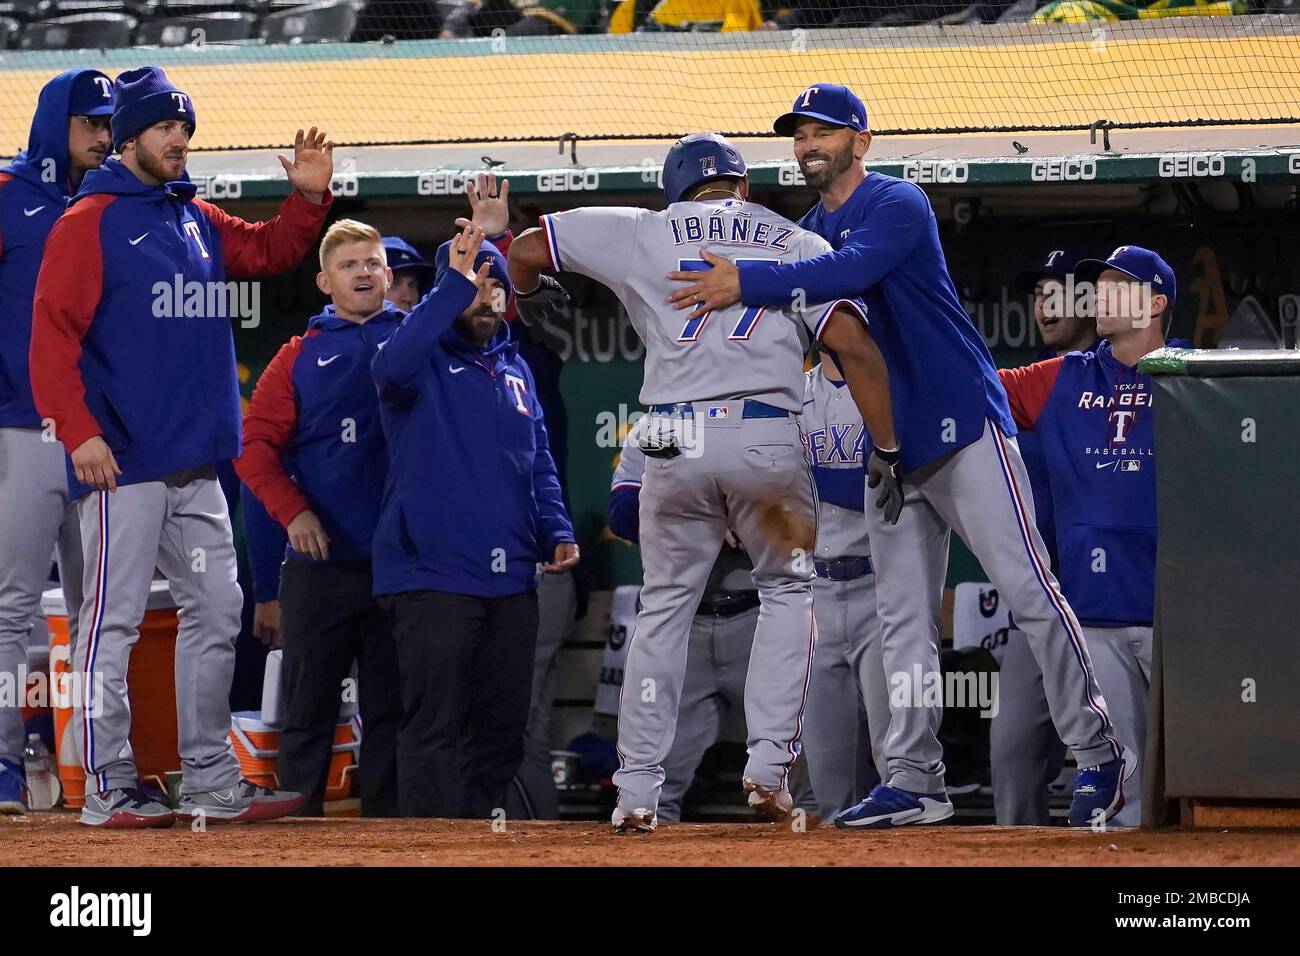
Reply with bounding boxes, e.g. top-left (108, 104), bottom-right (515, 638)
top-left (236, 219), bottom-right (404, 817)
top-left (999, 246), bottom-right (1186, 826)
top-left (30, 66), bottom-right (333, 827)
top-left (668, 85), bottom-right (1129, 829)
top-left (801, 349), bottom-right (889, 821)
top-left (992, 247), bottom-right (1100, 825)
top-left (0, 69), bottom-right (114, 813)
top-left (383, 235), bottom-right (437, 313)
top-left (507, 132), bottom-right (900, 833)
top-left (609, 429), bottom-right (760, 823)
